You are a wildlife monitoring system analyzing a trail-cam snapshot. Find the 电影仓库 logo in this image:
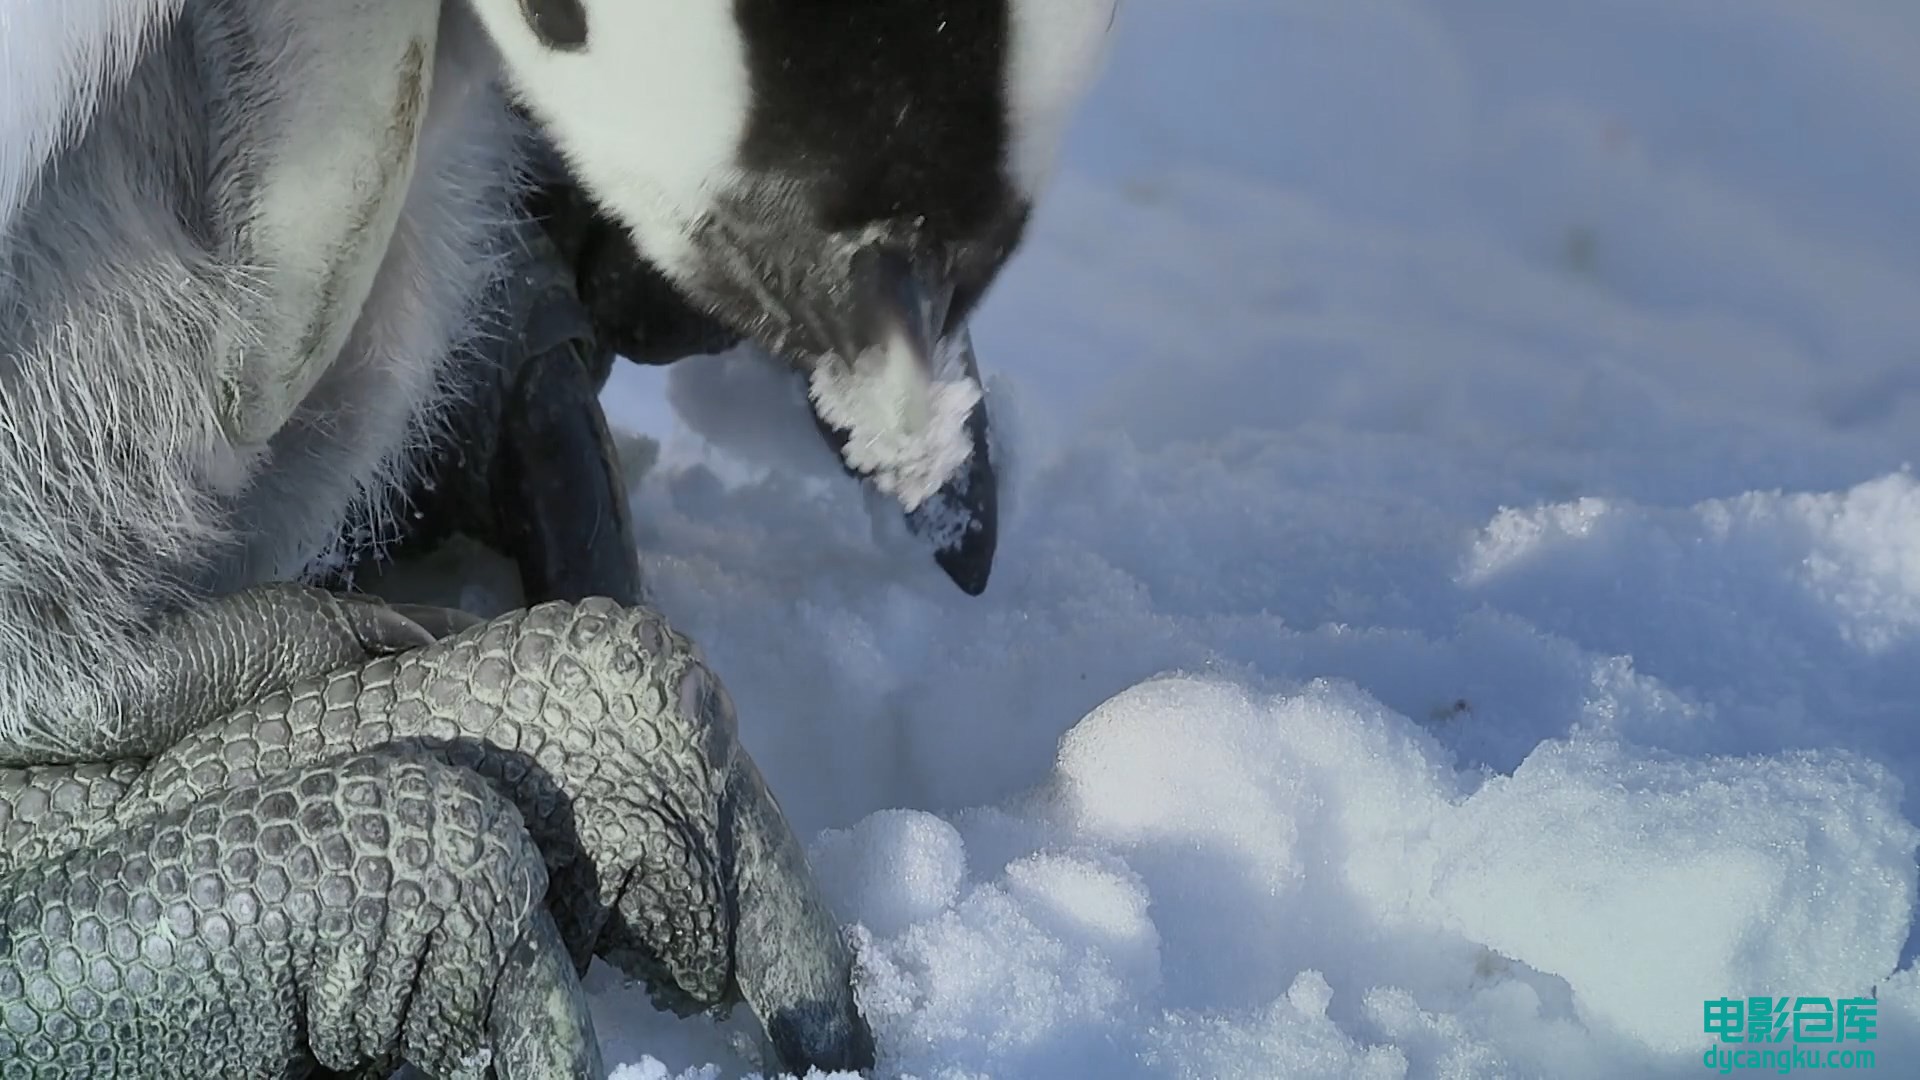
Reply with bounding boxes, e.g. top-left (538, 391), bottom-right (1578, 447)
top-left (1701, 996), bottom-right (1878, 1073)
